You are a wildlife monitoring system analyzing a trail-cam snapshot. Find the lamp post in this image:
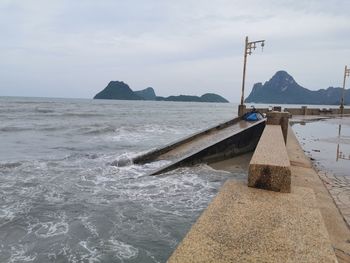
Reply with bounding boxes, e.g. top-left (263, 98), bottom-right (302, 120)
top-left (340, 65), bottom-right (350, 115)
top-left (239, 36), bottom-right (265, 116)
